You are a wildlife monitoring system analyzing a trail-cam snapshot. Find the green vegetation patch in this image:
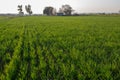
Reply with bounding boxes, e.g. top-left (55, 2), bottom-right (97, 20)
top-left (0, 16), bottom-right (120, 80)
